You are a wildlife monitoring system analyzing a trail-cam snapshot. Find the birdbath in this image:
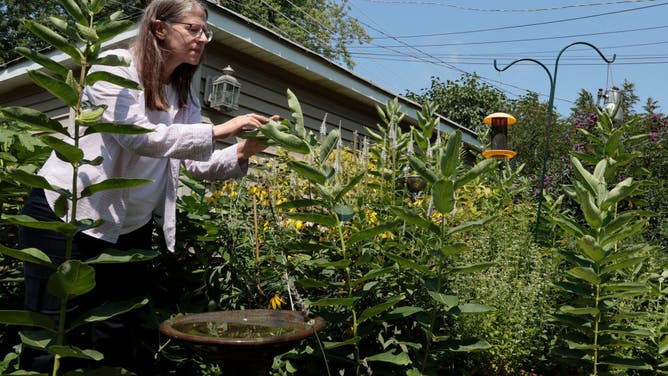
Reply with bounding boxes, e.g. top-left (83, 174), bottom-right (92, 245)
top-left (160, 309), bottom-right (325, 375)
